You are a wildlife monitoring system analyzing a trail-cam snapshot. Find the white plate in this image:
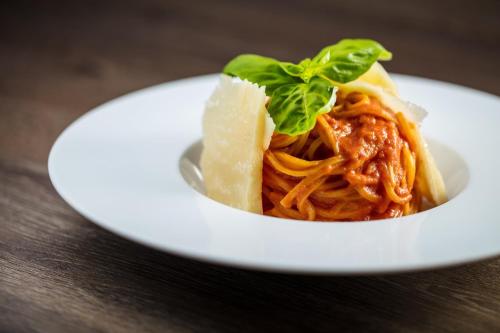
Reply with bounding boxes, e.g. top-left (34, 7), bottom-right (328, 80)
top-left (48, 74), bottom-right (500, 274)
